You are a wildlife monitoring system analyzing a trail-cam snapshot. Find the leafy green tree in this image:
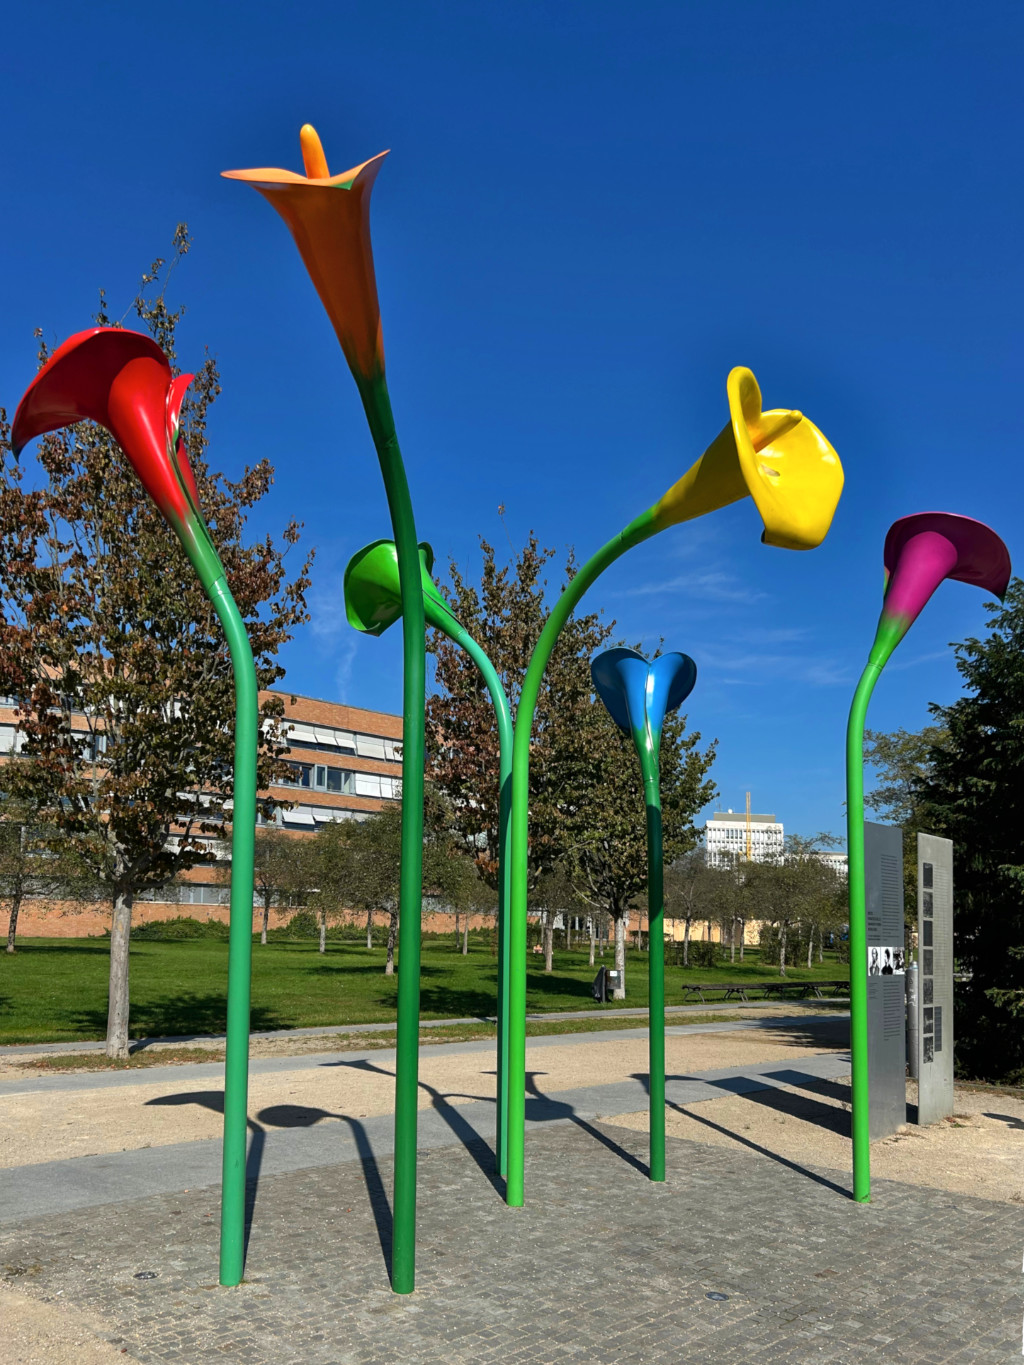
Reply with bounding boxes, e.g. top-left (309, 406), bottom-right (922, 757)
top-left (426, 534), bottom-right (615, 892)
top-left (664, 849), bottom-right (733, 965)
top-left (250, 828), bottom-right (312, 946)
top-left (748, 835), bottom-right (844, 976)
top-left (308, 792), bottom-right (480, 973)
top-left (0, 233), bottom-right (313, 1057)
top-left (864, 724), bottom-right (948, 914)
top-left (564, 704), bottom-right (716, 997)
top-left (304, 819), bottom-right (360, 953)
top-left (0, 787), bottom-right (91, 952)
top-left (917, 581), bottom-right (1024, 1083)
